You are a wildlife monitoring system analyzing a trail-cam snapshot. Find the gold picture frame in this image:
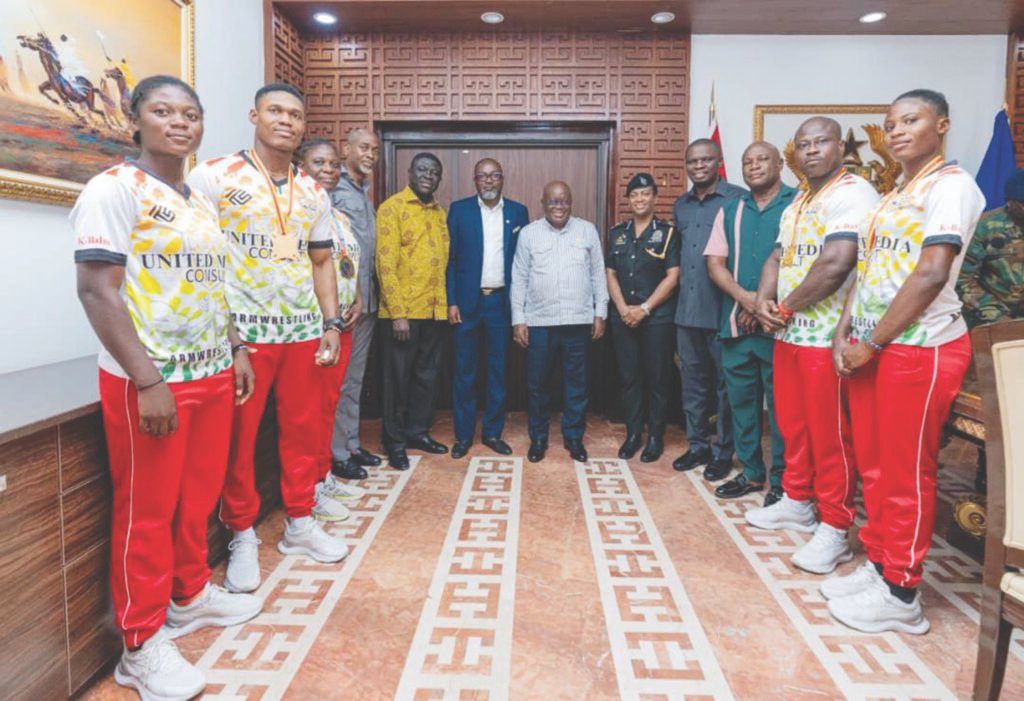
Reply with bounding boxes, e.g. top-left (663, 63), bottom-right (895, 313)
top-left (753, 104), bottom-right (890, 142)
top-left (0, 0), bottom-right (194, 207)
top-left (753, 104), bottom-right (900, 192)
